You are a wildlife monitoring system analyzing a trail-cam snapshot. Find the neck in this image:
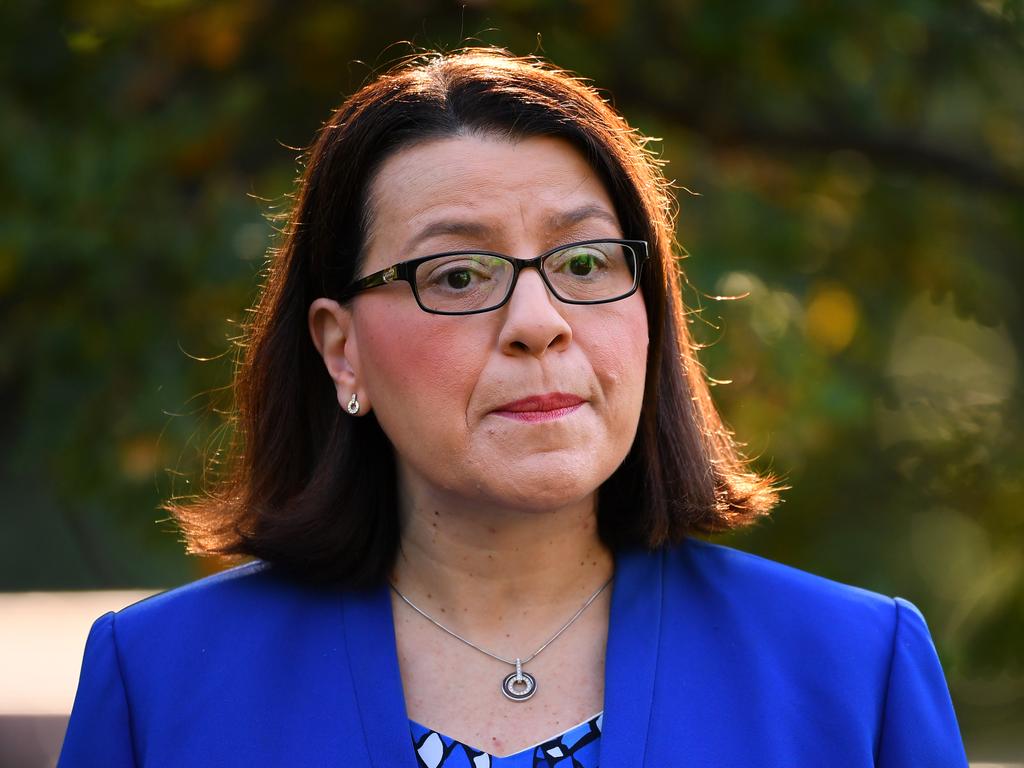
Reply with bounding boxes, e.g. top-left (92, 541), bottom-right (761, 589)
top-left (390, 486), bottom-right (614, 644)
